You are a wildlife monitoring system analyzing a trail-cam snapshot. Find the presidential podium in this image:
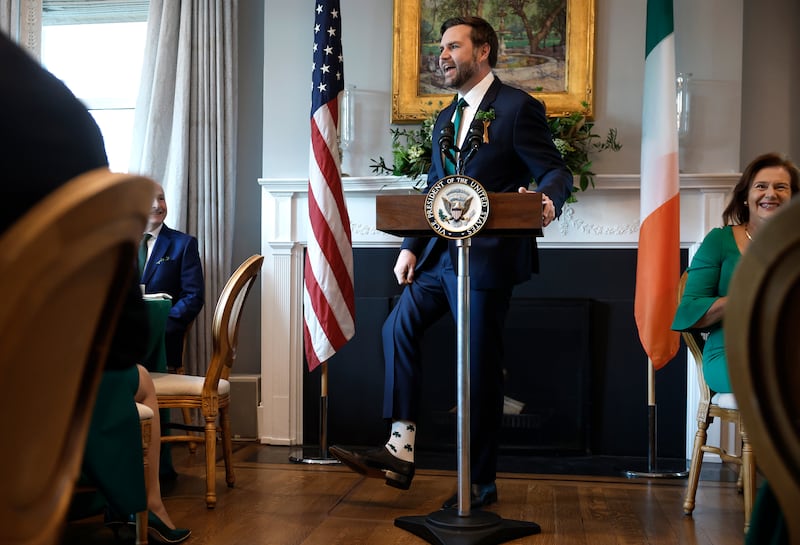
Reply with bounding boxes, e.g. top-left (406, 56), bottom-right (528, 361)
top-left (375, 183), bottom-right (544, 545)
